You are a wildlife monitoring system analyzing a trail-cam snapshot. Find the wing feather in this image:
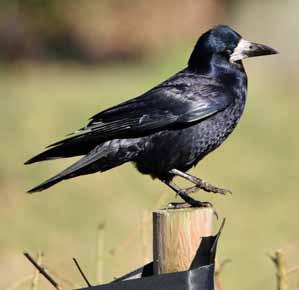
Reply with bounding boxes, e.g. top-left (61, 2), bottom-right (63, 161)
top-left (48, 81), bottom-right (233, 149)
